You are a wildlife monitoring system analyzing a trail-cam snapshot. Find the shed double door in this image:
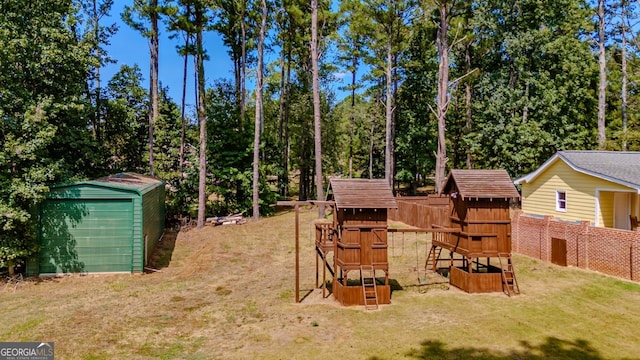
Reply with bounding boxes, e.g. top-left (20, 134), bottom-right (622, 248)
top-left (39, 199), bottom-right (134, 273)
